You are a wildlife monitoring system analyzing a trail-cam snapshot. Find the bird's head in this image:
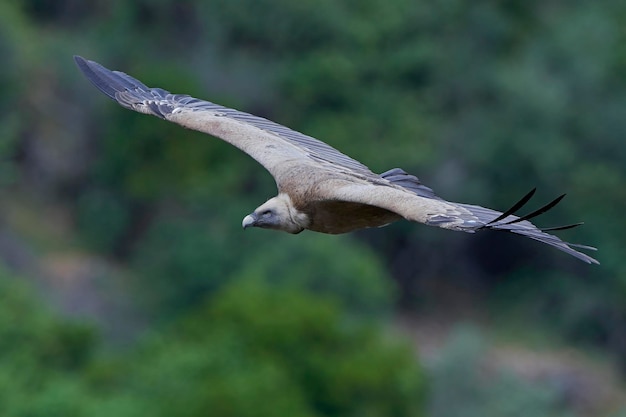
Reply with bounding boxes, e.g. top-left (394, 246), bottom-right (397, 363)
top-left (242, 194), bottom-right (308, 234)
